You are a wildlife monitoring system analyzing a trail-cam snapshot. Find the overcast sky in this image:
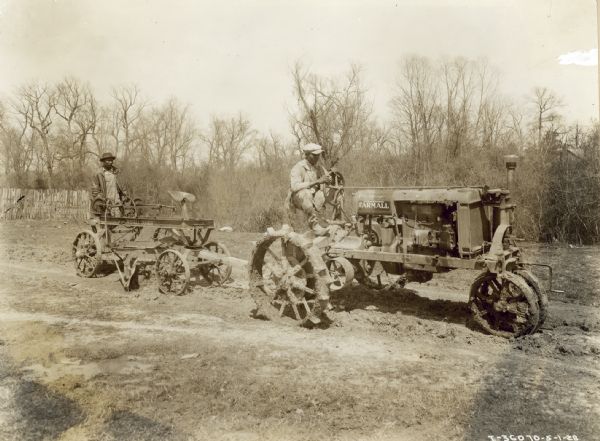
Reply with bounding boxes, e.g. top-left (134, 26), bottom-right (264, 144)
top-left (0, 0), bottom-right (597, 134)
